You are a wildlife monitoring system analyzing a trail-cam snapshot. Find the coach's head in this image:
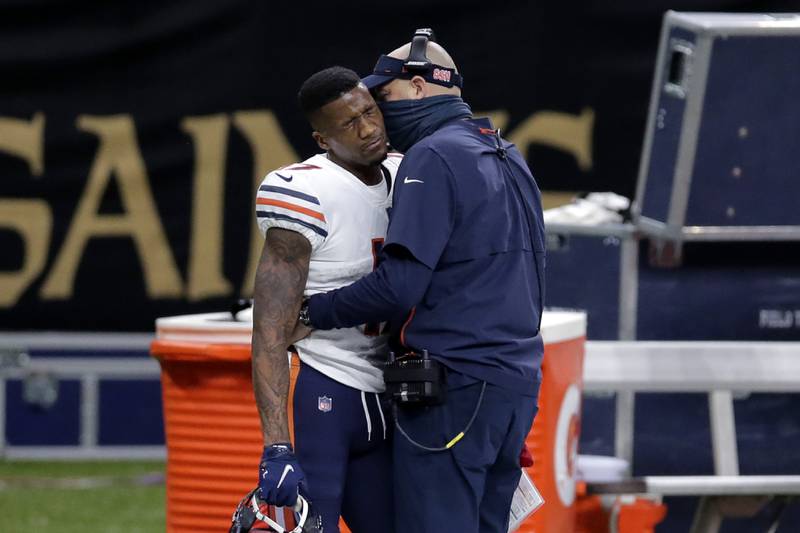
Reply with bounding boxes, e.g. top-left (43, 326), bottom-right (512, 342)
top-left (361, 32), bottom-right (472, 152)
top-left (298, 66), bottom-right (388, 170)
